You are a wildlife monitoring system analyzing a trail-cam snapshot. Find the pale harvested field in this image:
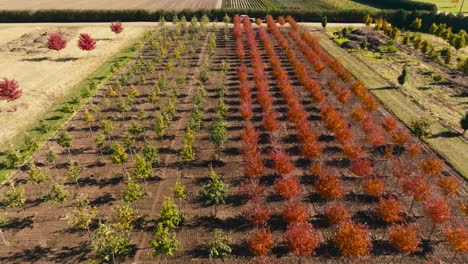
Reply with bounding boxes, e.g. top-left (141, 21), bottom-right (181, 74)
top-left (0, 0), bottom-right (221, 10)
top-left (0, 23), bottom-right (150, 149)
